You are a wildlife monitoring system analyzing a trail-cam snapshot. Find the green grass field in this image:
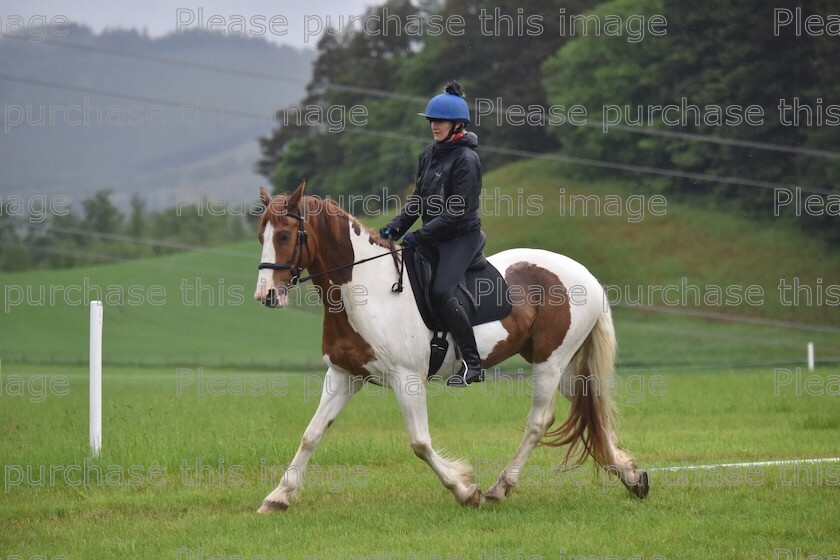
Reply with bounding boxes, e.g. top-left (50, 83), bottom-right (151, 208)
top-left (1, 158), bottom-right (838, 370)
top-left (1, 365), bottom-right (839, 559)
top-left (1, 245), bottom-right (838, 369)
top-left (2, 159), bottom-right (838, 558)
